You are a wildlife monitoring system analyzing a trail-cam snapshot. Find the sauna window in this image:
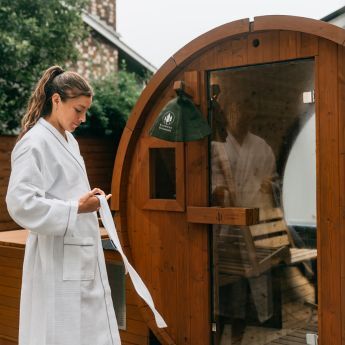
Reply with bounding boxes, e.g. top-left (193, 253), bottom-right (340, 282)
top-left (149, 148), bottom-right (176, 199)
top-left (141, 138), bottom-right (185, 211)
top-left (209, 59), bottom-right (317, 344)
top-left (106, 262), bottom-right (126, 330)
